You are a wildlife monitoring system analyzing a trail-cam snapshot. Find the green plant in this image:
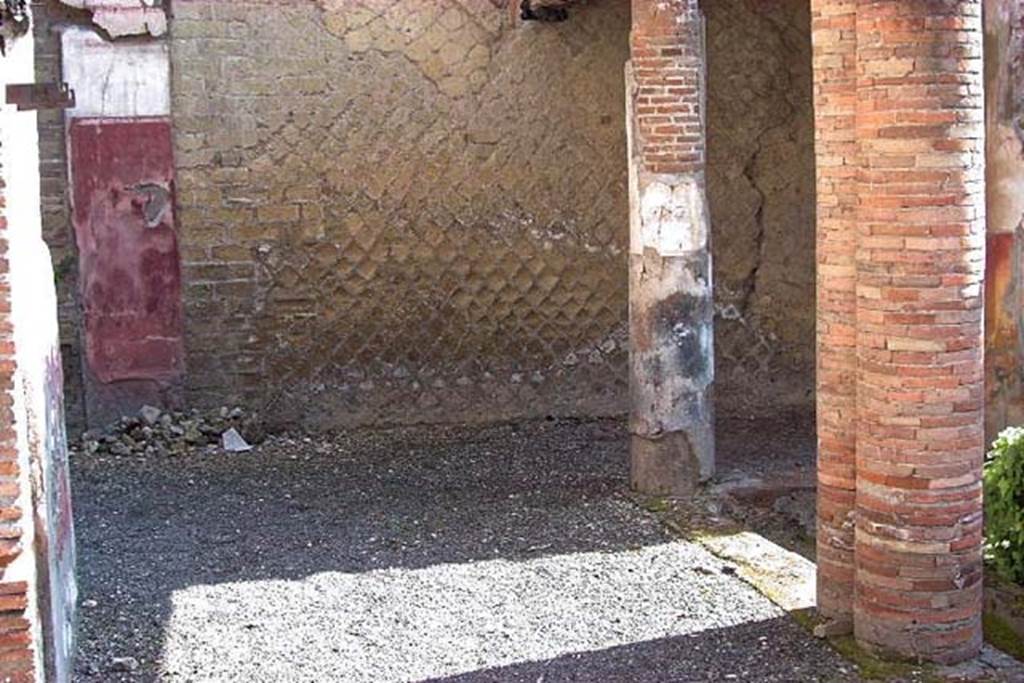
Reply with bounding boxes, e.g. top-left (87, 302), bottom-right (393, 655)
top-left (984, 611), bottom-right (1024, 661)
top-left (984, 426), bottom-right (1024, 583)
